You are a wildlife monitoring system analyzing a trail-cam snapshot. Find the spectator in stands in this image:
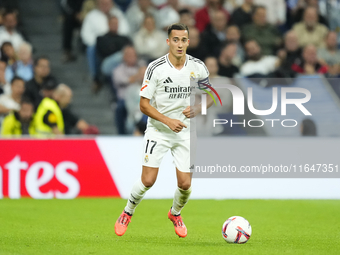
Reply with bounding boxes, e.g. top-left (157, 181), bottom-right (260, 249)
top-left (96, 16), bottom-right (131, 64)
top-left (0, 60), bottom-right (10, 94)
top-left (319, 32), bottom-right (340, 77)
top-left (81, 0), bottom-right (130, 93)
top-left (179, 8), bottom-right (195, 29)
top-left (125, 66), bottom-right (147, 135)
top-left (0, 76), bottom-right (25, 119)
top-left (293, 7), bottom-right (328, 48)
top-left (186, 27), bottom-right (207, 61)
top-left (301, 118), bottom-right (317, 136)
top-left (327, 0), bottom-right (340, 44)
top-left (206, 55), bottom-right (230, 82)
top-left (318, 31), bottom-right (340, 67)
top-left (230, 0), bottom-right (254, 28)
top-left (79, 0), bottom-right (96, 21)
top-left (1, 42), bottom-right (18, 82)
top-left (39, 76), bottom-right (59, 100)
top-left (178, 0), bottom-right (205, 13)
top-left (13, 42), bottom-right (34, 82)
top-left (223, 0), bottom-right (244, 13)
top-left (126, 0), bottom-right (158, 34)
top-left (1, 97), bottom-right (35, 136)
top-left (157, 0), bottom-right (180, 30)
top-left (286, 0), bottom-right (301, 28)
top-left (218, 42), bottom-right (239, 78)
top-left (276, 30), bottom-right (302, 77)
top-left (195, 0), bottom-right (229, 33)
top-left (81, 0), bottom-right (130, 41)
top-left (24, 56), bottom-right (52, 109)
top-left (326, 64), bottom-right (340, 78)
top-left (97, 16), bottom-right (132, 86)
top-left (134, 15), bottom-right (168, 61)
top-left (61, 0), bottom-right (84, 63)
top-left (54, 83), bottom-right (98, 134)
top-left (0, 10), bottom-right (27, 51)
top-left (112, 0), bottom-right (133, 11)
top-left (242, 6), bottom-right (282, 55)
top-left (240, 40), bottom-right (280, 77)
top-left (291, 0), bottom-right (328, 27)
top-left (34, 83), bottom-right (65, 136)
top-left (1, 42), bottom-right (17, 66)
top-left (291, 44), bottom-right (328, 75)
top-left (201, 10), bottom-right (228, 57)
top-left (152, 0), bottom-right (173, 7)
top-left (225, 25), bottom-right (244, 66)
top-left (112, 46), bottom-right (146, 134)
top-left (253, 0), bottom-right (286, 25)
